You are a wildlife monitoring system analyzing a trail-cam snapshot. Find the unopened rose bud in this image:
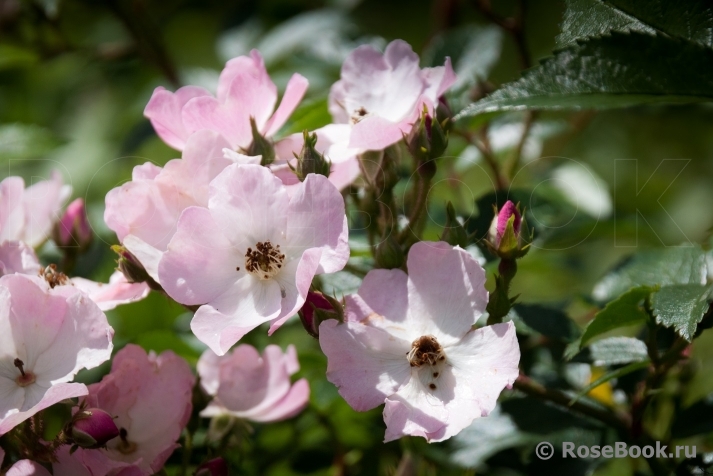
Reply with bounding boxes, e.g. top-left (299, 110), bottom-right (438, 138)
top-left (486, 200), bottom-right (530, 260)
top-left (112, 245), bottom-right (161, 290)
top-left (375, 234), bottom-right (404, 269)
top-left (295, 130), bottom-right (330, 181)
top-left (53, 198), bottom-right (92, 250)
top-left (440, 202), bottom-right (470, 248)
top-left (299, 291), bottom-right (341, 337)
top-left (406, 108), bottom-right (448, 170)
top-left (68, 408), bottom-right (119, 449)
top-left (248, 117), bottom-right (275, 166)
top-left (195, 458), bottom-right (228, 476)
